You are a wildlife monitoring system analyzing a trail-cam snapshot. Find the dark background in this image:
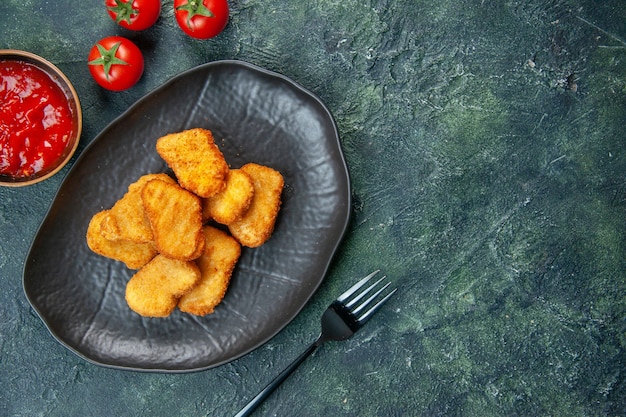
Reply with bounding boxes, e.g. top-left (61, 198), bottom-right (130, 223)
top-left (1, 0), bottom-right (625, 415)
